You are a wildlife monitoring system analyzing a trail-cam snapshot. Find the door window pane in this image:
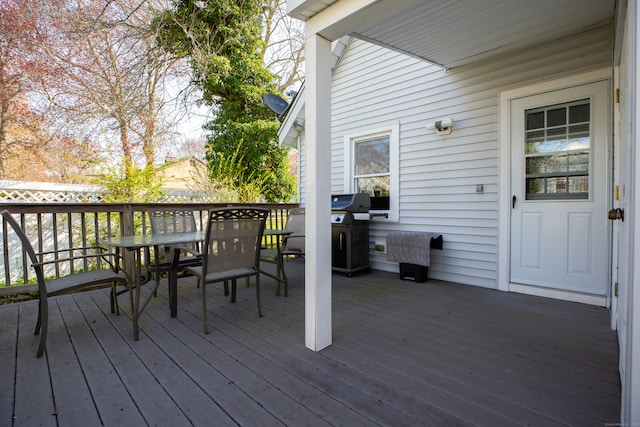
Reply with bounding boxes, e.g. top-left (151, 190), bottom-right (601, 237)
top-left (569, 103), bottom-right (590, 122)
top-left (524, 99), bottom-right (590, 200)
top-left (527, 111), bottom-right (544, 129)
top-left (547, 108), bottom-right (566, 126)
